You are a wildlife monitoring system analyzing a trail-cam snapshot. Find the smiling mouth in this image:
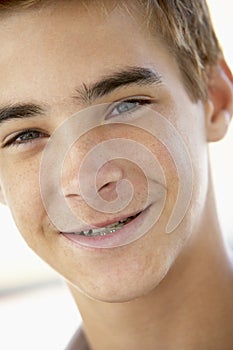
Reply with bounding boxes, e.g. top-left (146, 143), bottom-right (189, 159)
top-left (71, 212), bottom-right (141, 237)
